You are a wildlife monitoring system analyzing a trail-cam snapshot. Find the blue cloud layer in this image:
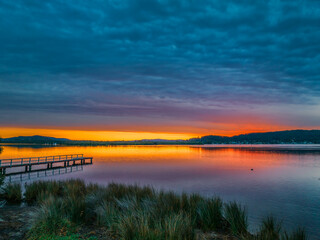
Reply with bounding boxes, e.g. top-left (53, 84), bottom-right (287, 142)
top-left (0, 0), bottom-right (319, 132)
